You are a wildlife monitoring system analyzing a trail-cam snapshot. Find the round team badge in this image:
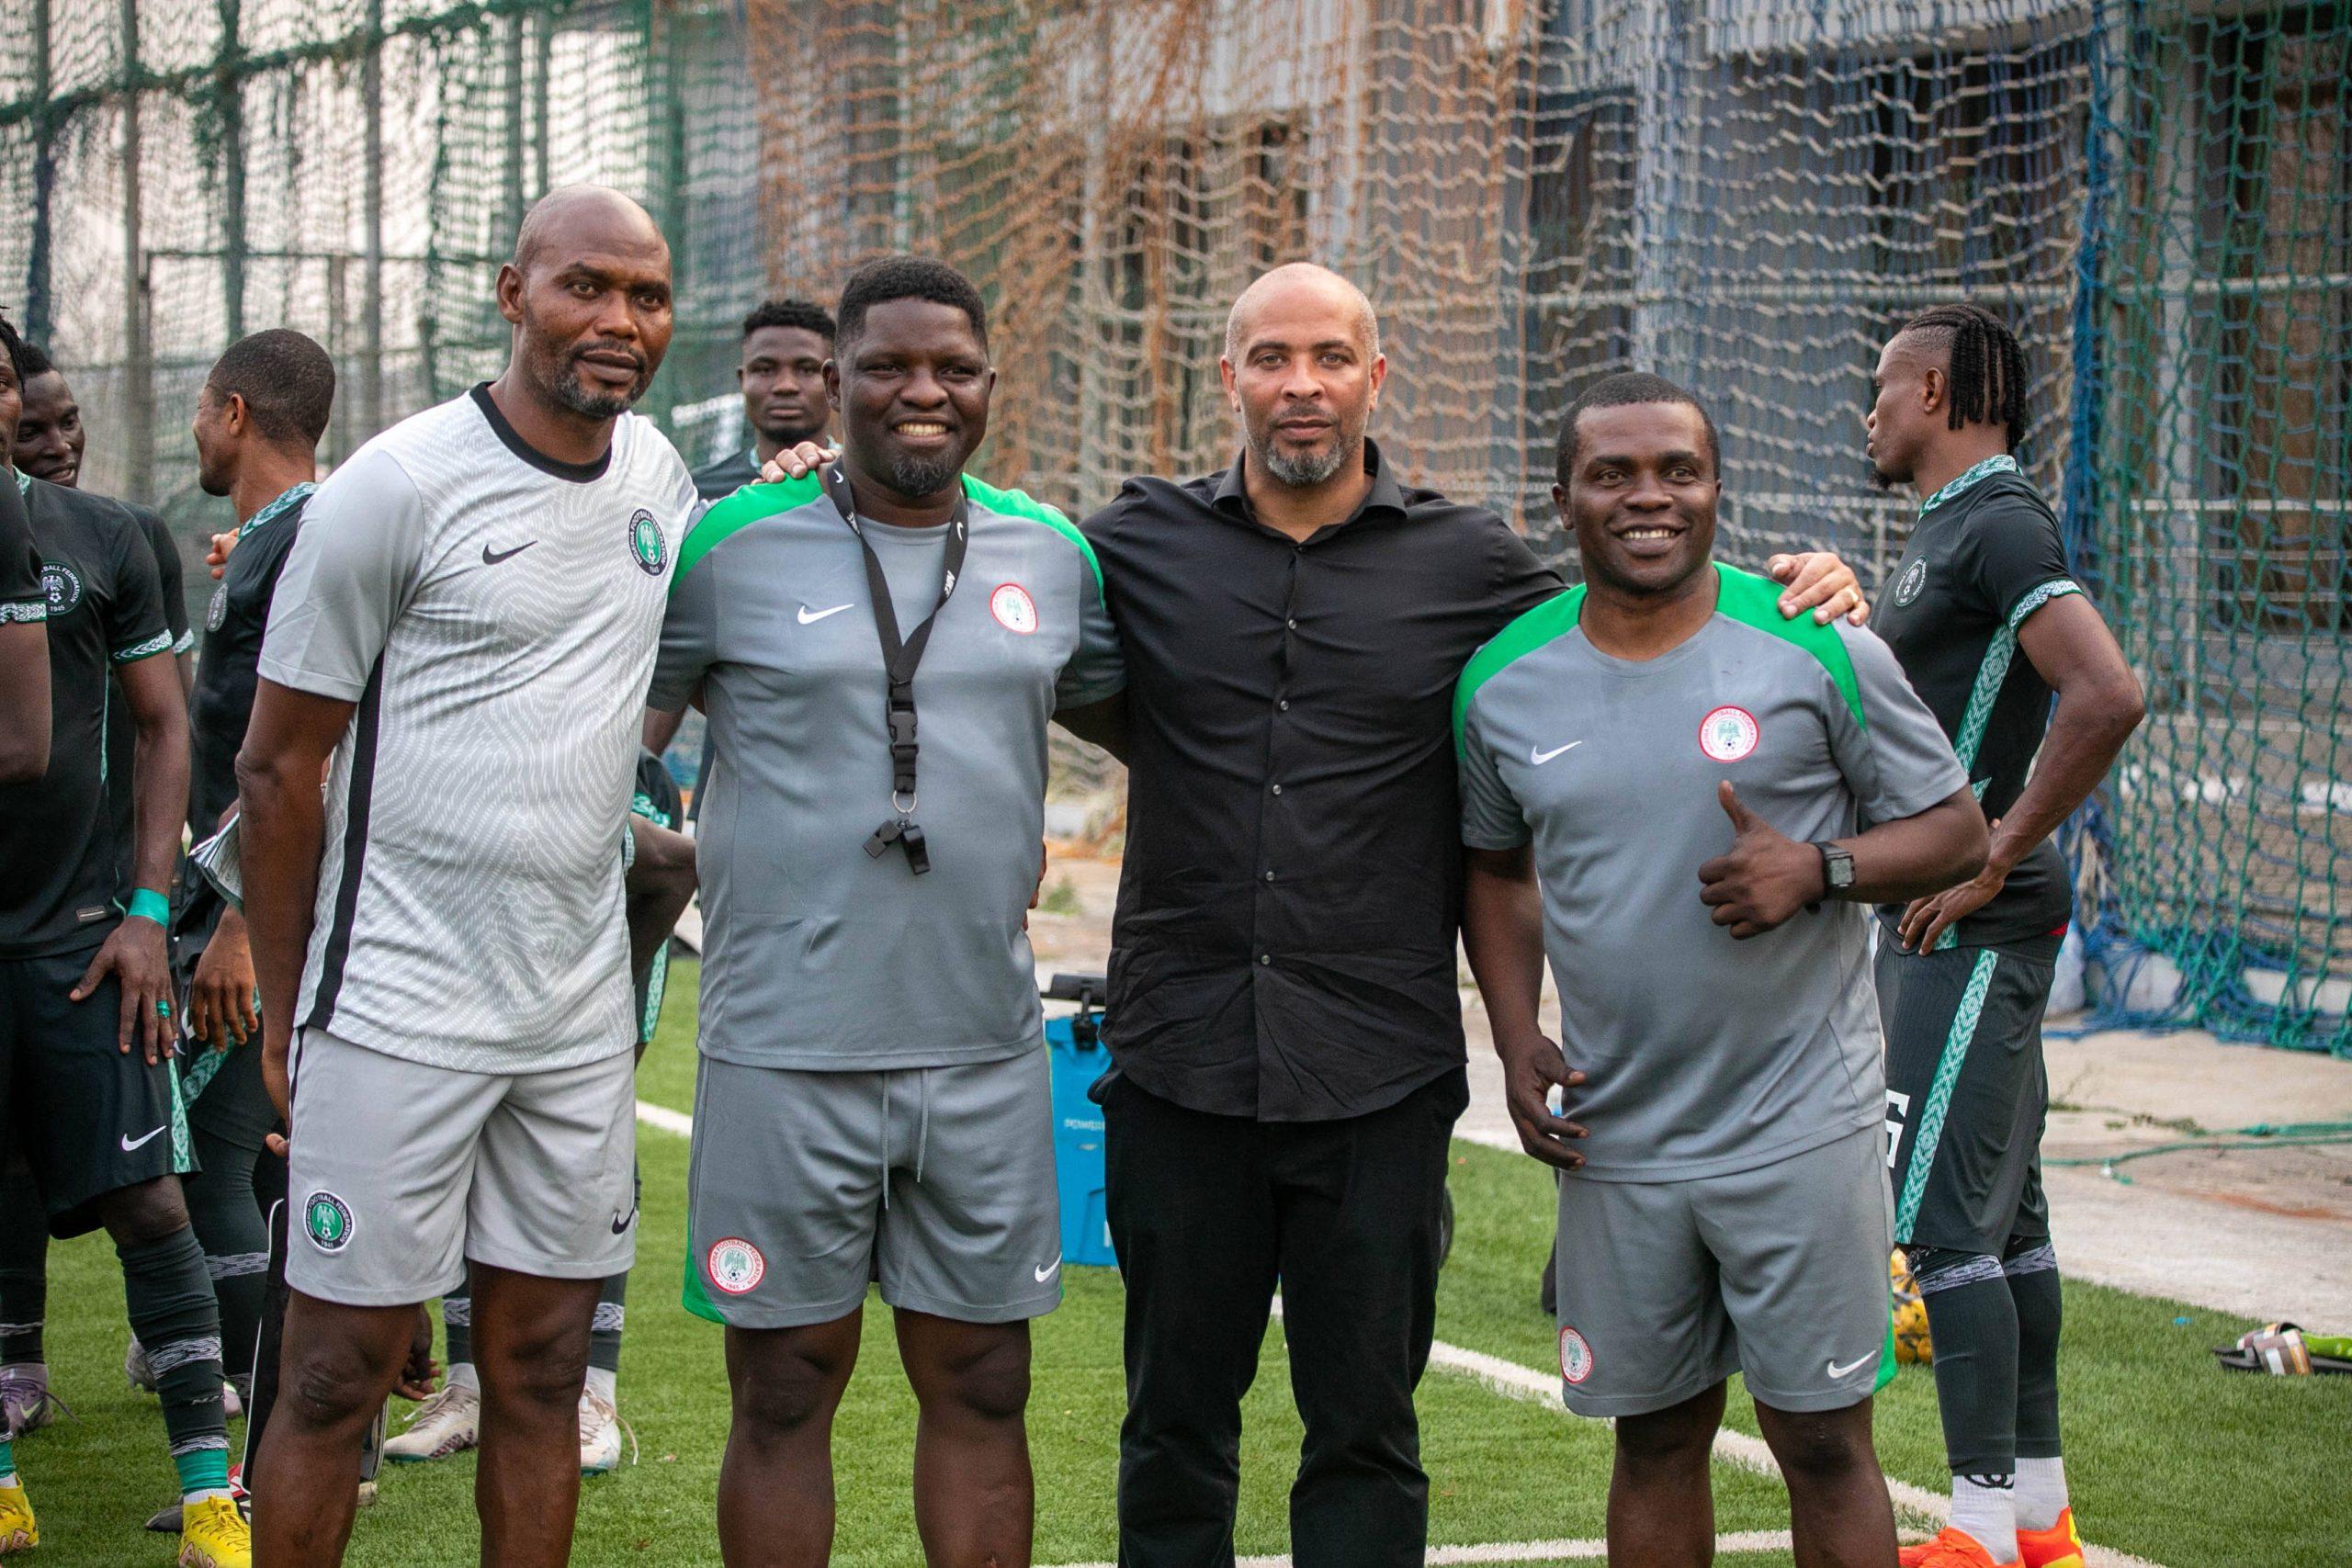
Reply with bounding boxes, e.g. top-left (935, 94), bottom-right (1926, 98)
top-left (40, 561), bottom-right (82, 616)
top-left (628, 508), bottom-right (668, 576)
top-left (1559, 1325), bottom-right (1595, 1385)
top-left (707, 1236), bottom-right (766, 1295)
top-left (303, 1190), bottom-right (356, 1253)
top-left (1698, 705), bottom-right (1760, 762)
top-left (989, 582), bottom-right (1038, 635)
top-left (1894, 559), bottom-right (1928, 607)
top-left (207, 581), bottom-right (230, 633)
